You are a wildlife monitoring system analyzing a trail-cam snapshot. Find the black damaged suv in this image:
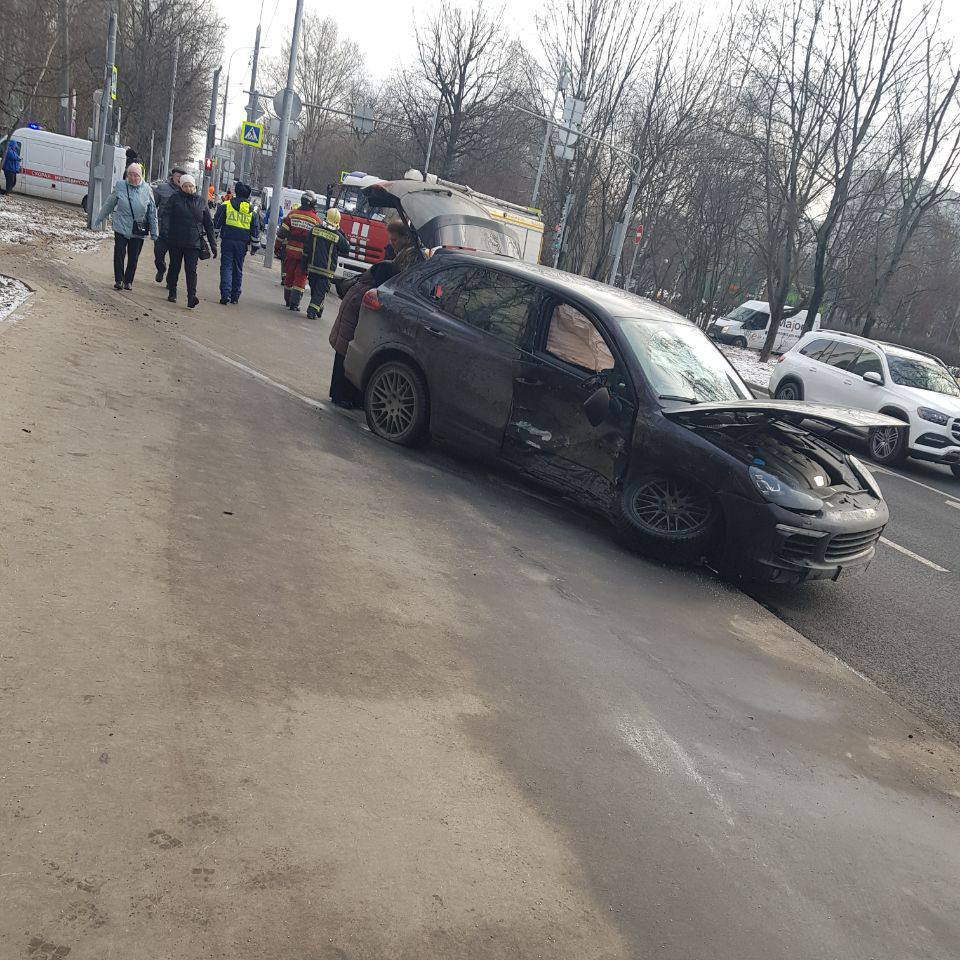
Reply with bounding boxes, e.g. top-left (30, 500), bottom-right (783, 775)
top-left (345, 251), bottom-right (897, 583)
